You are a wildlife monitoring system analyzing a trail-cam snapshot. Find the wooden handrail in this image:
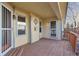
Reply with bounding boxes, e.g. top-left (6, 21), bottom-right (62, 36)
top-left (64, 31), bottom-right (77, 51)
